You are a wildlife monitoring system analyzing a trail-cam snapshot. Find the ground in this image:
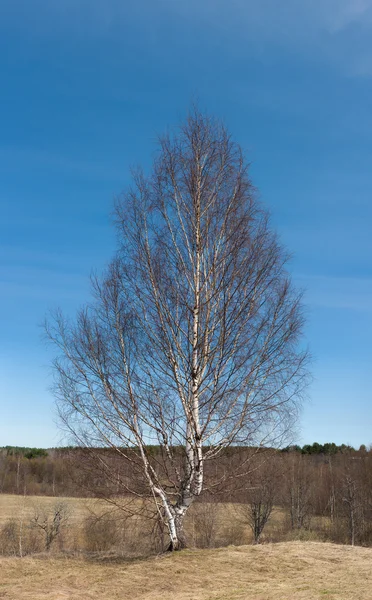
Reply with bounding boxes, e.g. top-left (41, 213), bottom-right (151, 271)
top-left (1, 541), bottom-right (371, 600)
top-left (0, 494), bottom-right (90, 525)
